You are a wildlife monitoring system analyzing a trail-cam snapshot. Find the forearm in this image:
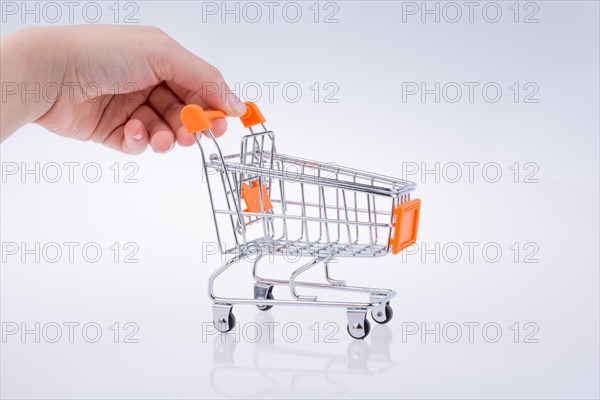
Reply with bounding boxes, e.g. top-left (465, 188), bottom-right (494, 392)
top-left (1, 28), bottom-right (67, 141)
